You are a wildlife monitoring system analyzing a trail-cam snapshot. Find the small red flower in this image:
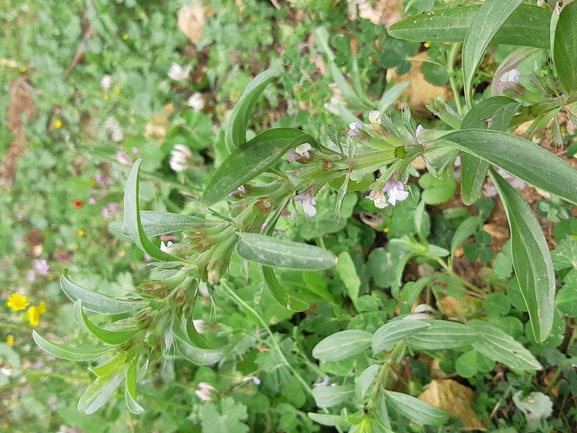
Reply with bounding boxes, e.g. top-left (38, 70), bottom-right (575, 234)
top-left (73, 200), bottom-right (84, 209)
